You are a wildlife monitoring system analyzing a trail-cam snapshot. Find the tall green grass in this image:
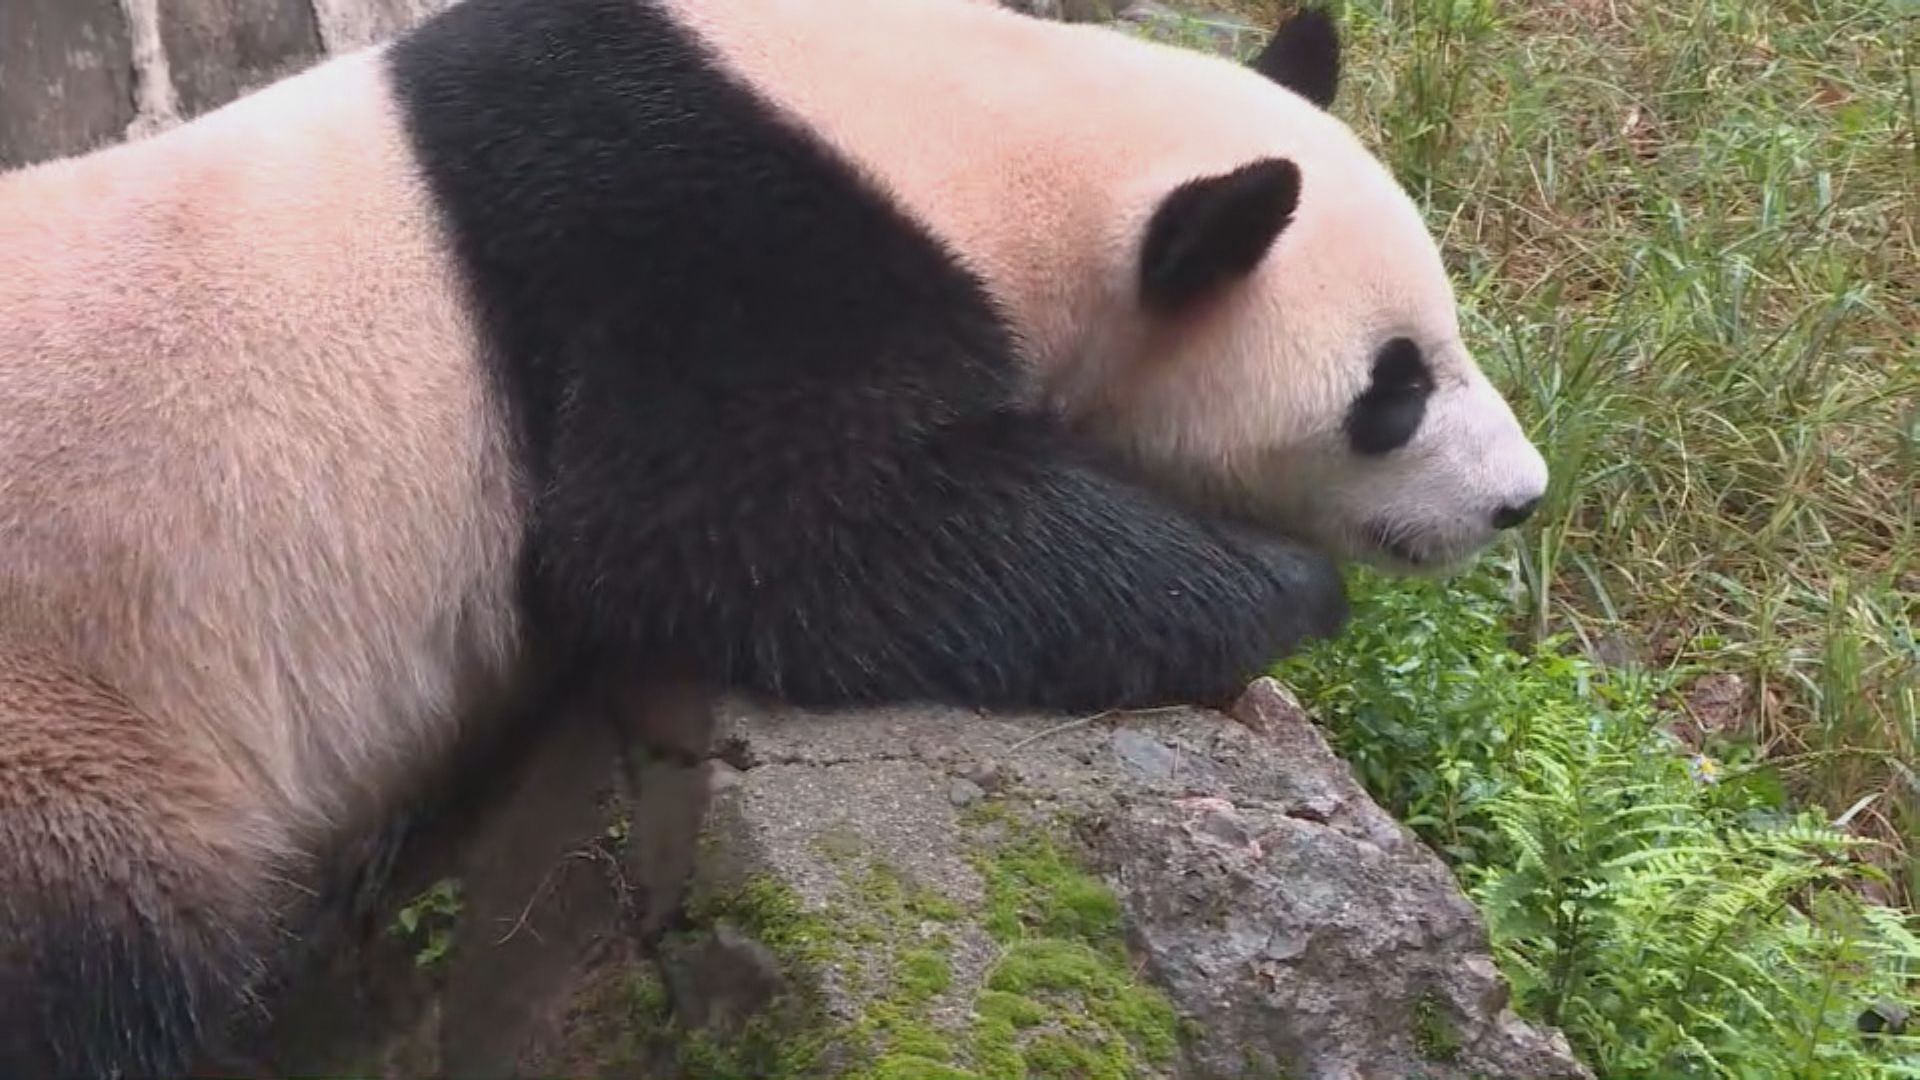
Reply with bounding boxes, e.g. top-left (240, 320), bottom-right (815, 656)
top-left (1329, 0), bottom-right (1918, 899)
top-left (1129, 0), bottom-right (1917, 1072)
top-left (1146, 0), bottom-right (1916, 891)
